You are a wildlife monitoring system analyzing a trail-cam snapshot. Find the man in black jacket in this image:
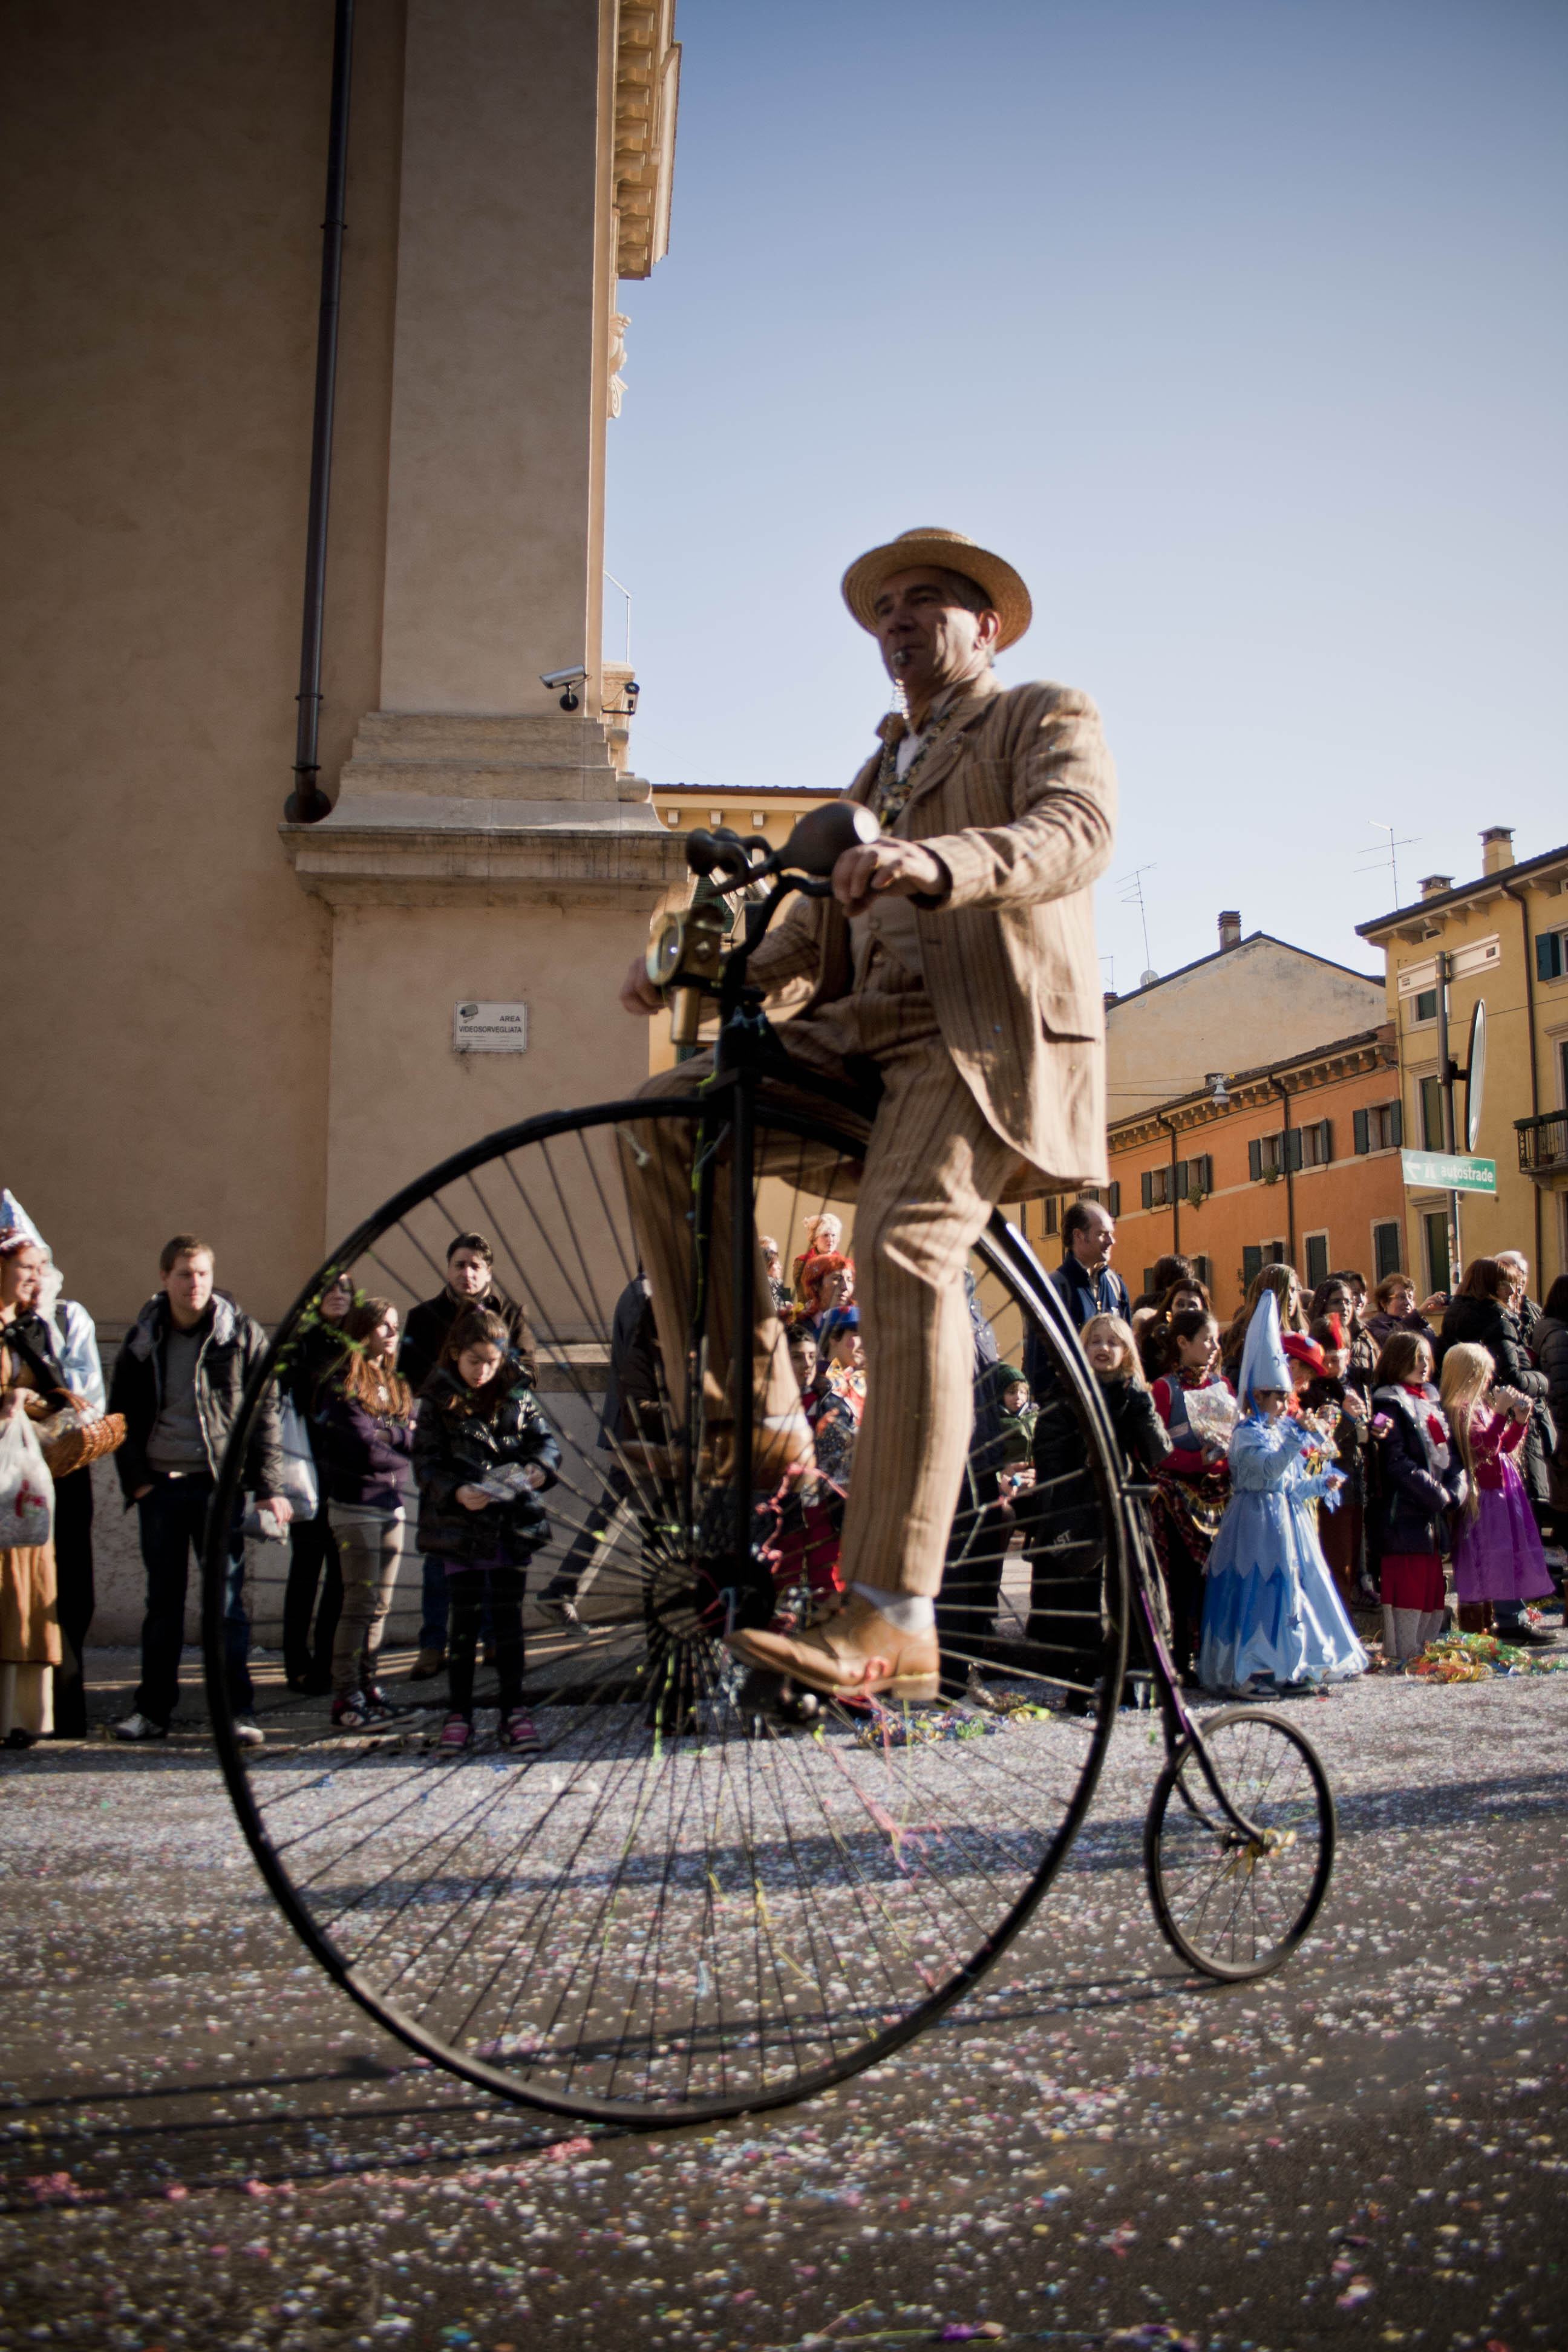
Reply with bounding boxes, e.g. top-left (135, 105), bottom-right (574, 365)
top-left (398, 1233), bottom-right (535, 1396)
top-left (399, 1232), bottom-right (536, 1677)
top-left (109, 1236), bottom-right (290, 1743)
